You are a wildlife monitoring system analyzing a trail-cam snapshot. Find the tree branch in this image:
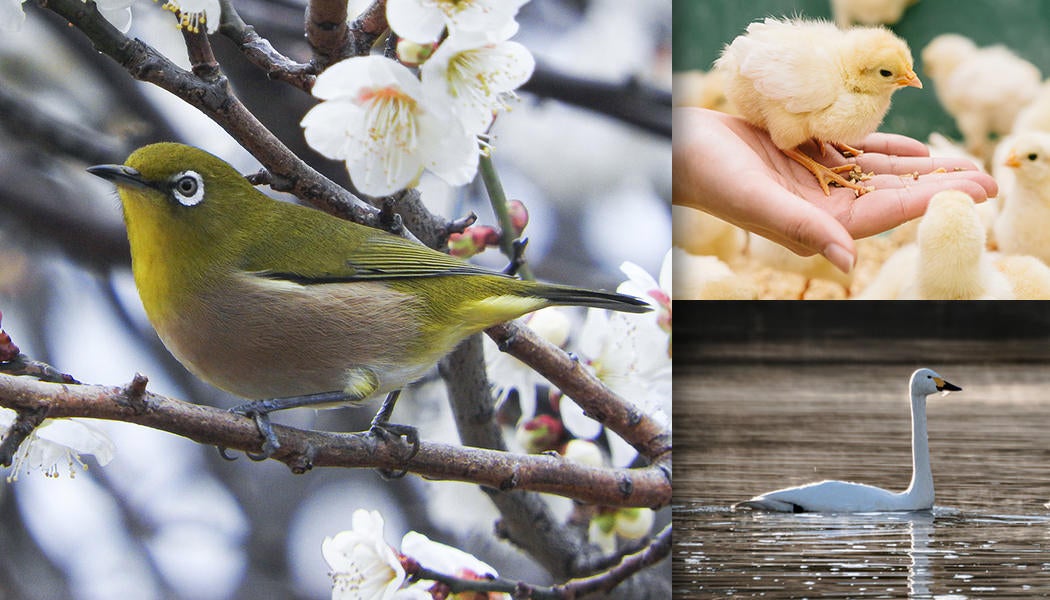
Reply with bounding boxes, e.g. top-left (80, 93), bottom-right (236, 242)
top-left (0, 373), bottom-right (670, 508)
top-left (347, 0), bottom-right (388, 56)
top-left (217, 0), bottom-right (316, 92)
top-left (522, 62), bottom-right (672, 138)
top-left (485, 322), bottom-right (672, 465)
top-left (306, 0), bottom-right (351, 69)
top-left (39, 0), bottom-right (380, 227)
